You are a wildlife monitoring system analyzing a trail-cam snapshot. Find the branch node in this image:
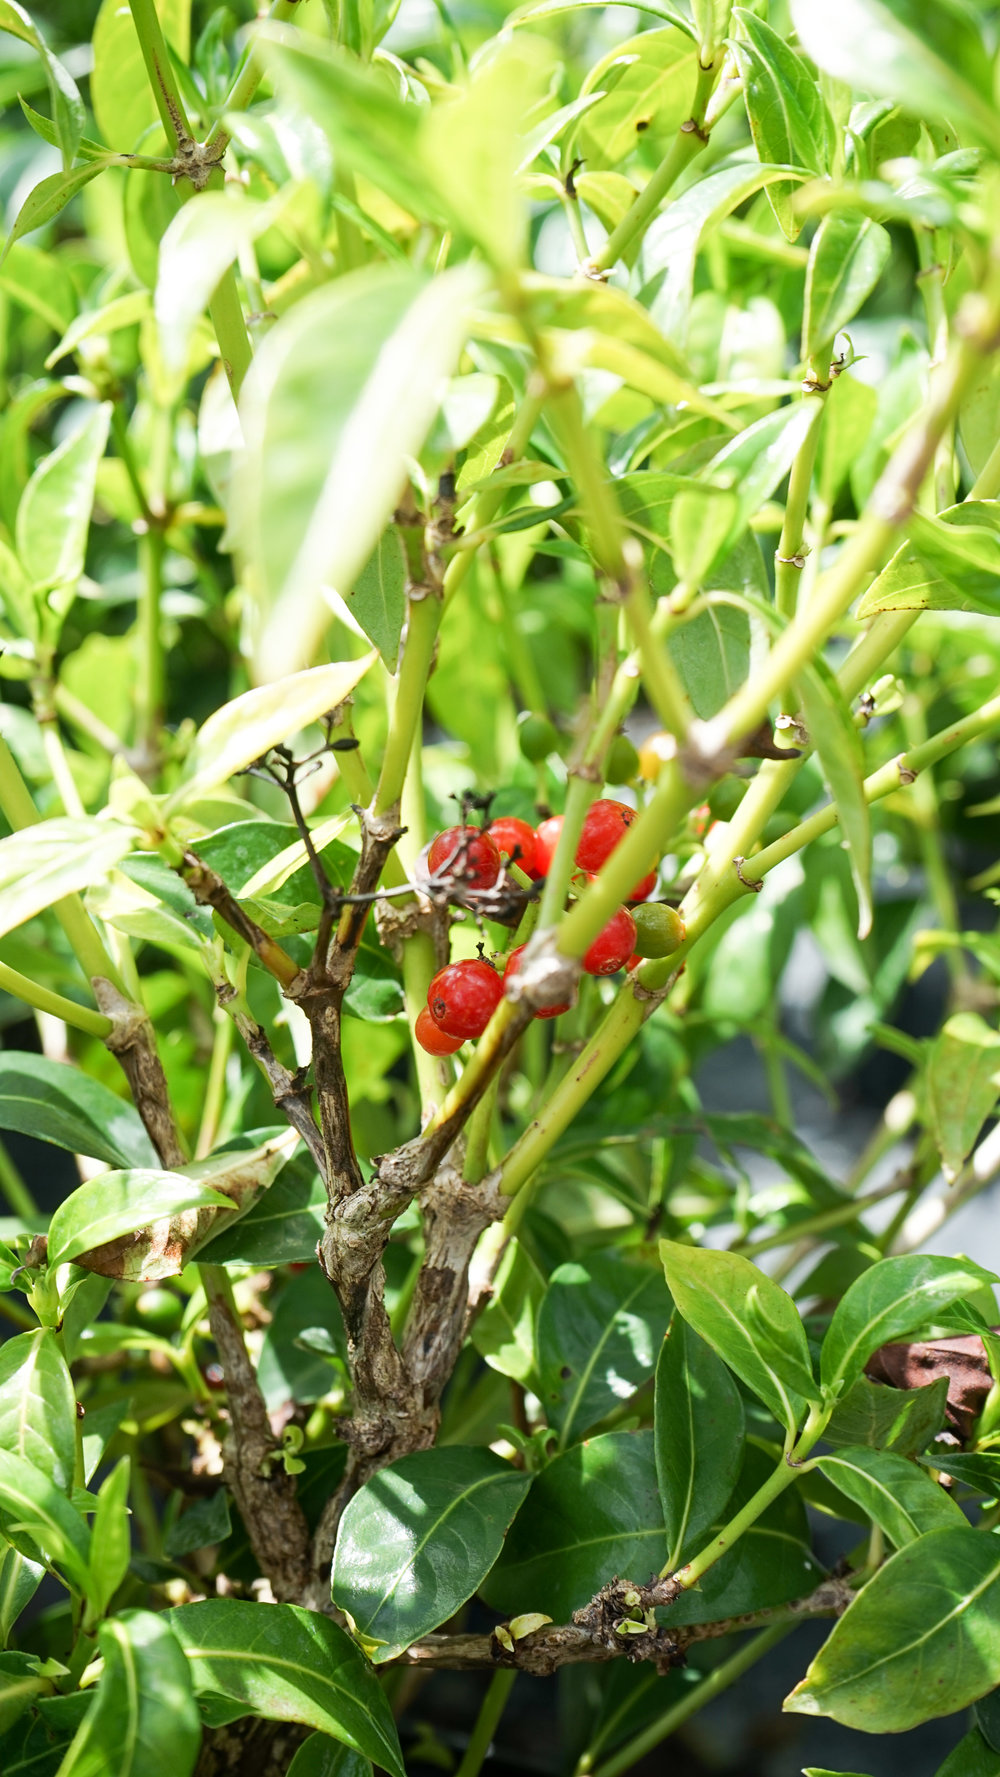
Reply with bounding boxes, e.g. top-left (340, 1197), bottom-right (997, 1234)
top-left (733, 855), bottom-right (763, 893)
